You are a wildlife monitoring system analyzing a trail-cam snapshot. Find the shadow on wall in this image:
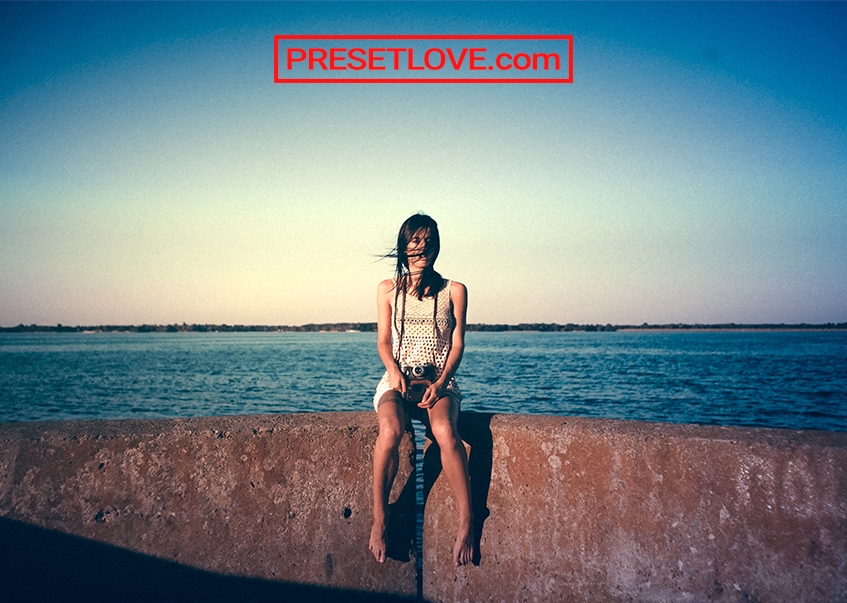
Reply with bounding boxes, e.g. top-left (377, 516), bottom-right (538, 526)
top-left (422, 412), bottom-right (494, 566)
top-left (385, 446), bottom-right (417, 563)
top-left (0, 516), bottom-right (416, 603)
